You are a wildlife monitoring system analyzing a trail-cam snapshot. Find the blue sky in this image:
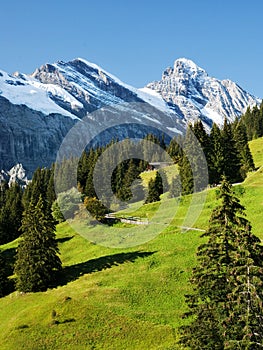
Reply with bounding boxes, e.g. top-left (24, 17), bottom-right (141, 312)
top-left (1, 0), bottom-right (262, 97)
